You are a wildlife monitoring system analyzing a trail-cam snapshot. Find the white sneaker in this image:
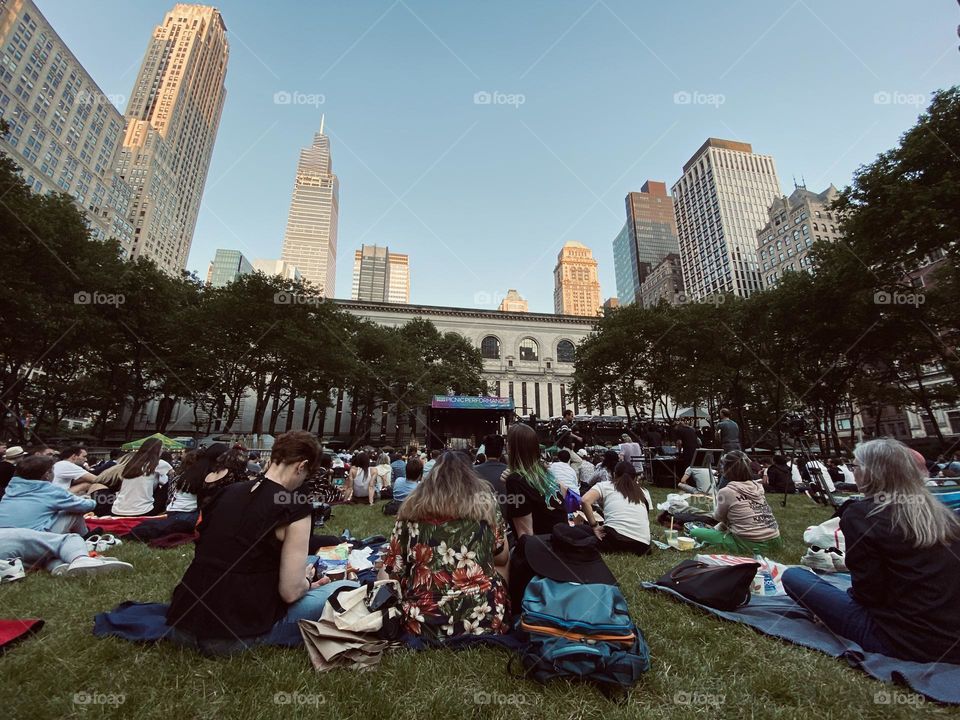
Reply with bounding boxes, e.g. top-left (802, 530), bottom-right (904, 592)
top-left (0, 558), bottom-right (25, 583)
top-left (85, 534), bottom-right (123, 553)
top-left (52, 555), bottom-right (134, 577)
top-left (800, 547), bottom-right (836, 573)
